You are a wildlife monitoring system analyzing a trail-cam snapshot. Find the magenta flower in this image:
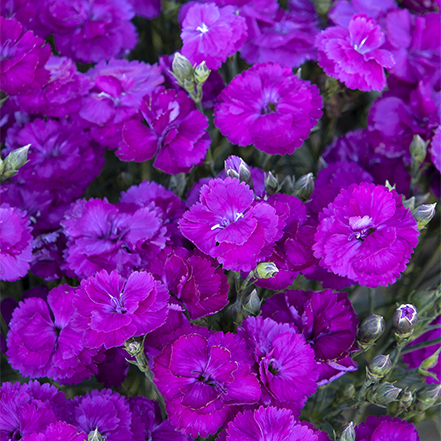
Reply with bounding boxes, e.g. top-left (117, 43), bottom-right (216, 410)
top-left (355, 415), bottom-right (420, 441)
top-left (6, 285), bottom-right (103, 384)
top-left (313, 182), bottom-right (419, 288)
top-left (73, 270), bottom-right (169, 350)
top-left (0, 203), bottom-right (33, 282)
top-left (214, 62), bottom-right (322, 155)
top-left (316, 14), bottom-right (395, 91)
top-left (179, 177), bottom-right (282, 272)
top-left (20, 422), bottom-right (87, 441)
top-left (431, 127), bottom-right (441, 173)
top-left (224, 406), bottom-right (325, 441)
top-left (180, 2), bottom-right (247, 69)
top-left (0, 17), bottom-right (51, 95)
top-left (261, 289), bottom-right (358, 385)
top-left (120, 87), bottom-right (210, 174)
top-left (40, 0), bottom-right (138, 63)
top-left (238, 316), bottom-right (318, 414)
top-left (128, 0), bottom-right (161, 19)
top-left (79, 58), bottom-right (163, 150)
top-left (152, 328), bottom-right (261, 438)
